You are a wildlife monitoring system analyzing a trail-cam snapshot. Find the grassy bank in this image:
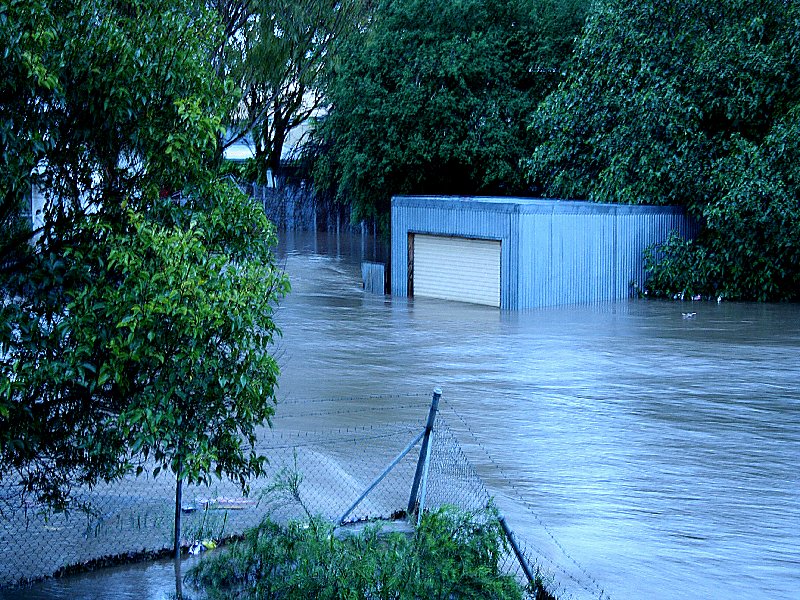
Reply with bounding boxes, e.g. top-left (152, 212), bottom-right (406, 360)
top-left (188, 504), bottom-right (555, 599)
